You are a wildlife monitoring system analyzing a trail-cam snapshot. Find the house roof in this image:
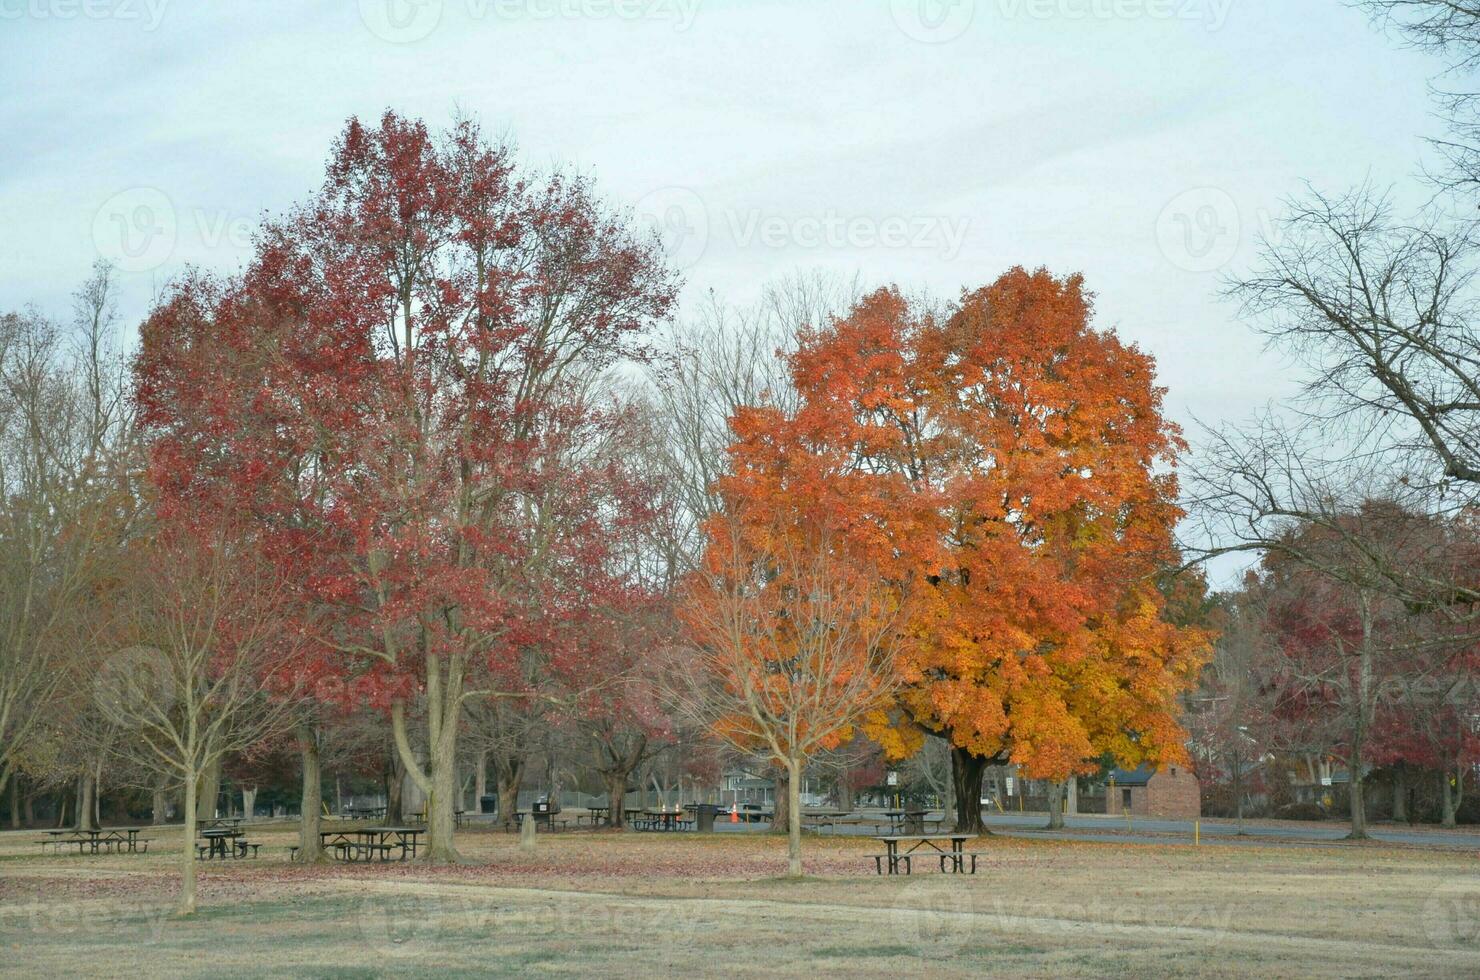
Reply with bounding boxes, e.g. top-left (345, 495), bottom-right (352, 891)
top-left (1107, 764), bottom-right (1154, 787)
